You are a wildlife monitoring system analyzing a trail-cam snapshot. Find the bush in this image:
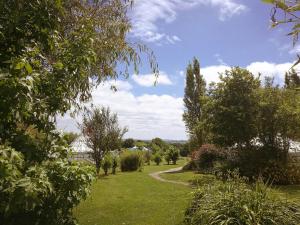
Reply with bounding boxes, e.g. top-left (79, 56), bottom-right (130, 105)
top-left (144, 150), bottom-right (152, 165)
top-left (0, 145), bottom-right (95, 225)
top-left (153, 153), bottom-right (162, 165)
top-left (191, 144), bottom-right (227, 172)
top-left (165, 146), bottom-right (179, 165)
top-left (261, 160), bottom-right (300, 185)
top-left (111, 155), bottom-right (119, 175)
top-left (184, 172), bottom-right (300, 225)
top-left (102, 154), bottom-right (112, 175)
top-left (120, 151), bottom-right (143, 172)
